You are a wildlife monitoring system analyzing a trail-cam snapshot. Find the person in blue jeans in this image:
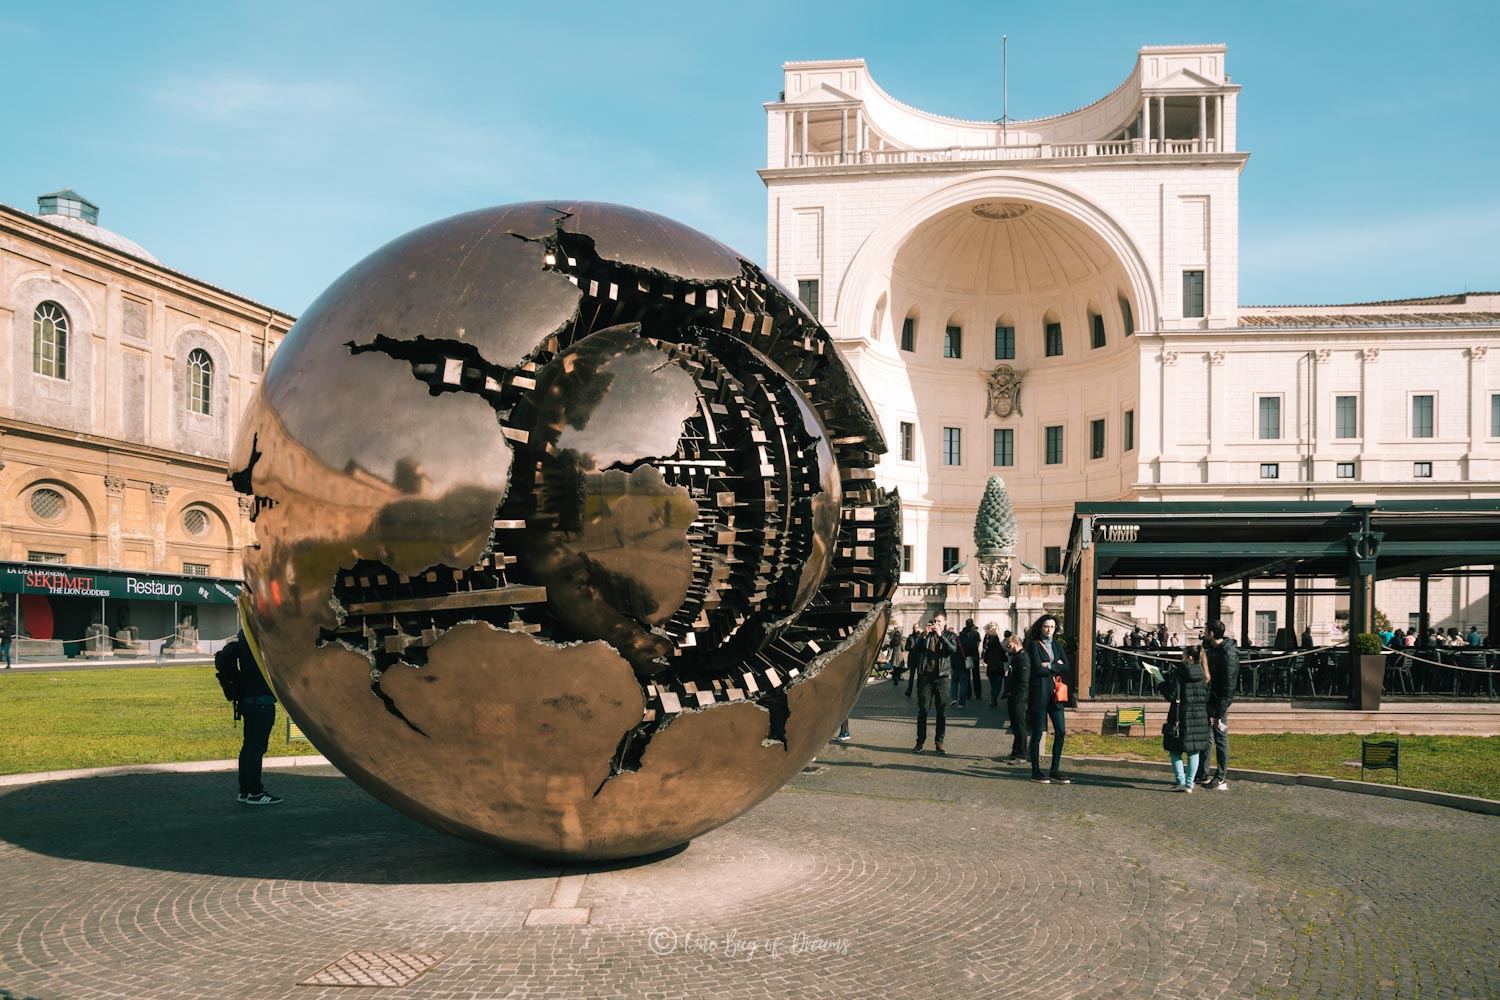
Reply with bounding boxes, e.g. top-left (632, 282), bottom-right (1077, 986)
top-left (228, 633), bottom-right (283, 805)
top-left (1193, 620), bottom-right (1239, 790)
top-left (0, 619), bottom-right (12, 668)
top-left (1025, 614), bottom-right (1071, 783)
